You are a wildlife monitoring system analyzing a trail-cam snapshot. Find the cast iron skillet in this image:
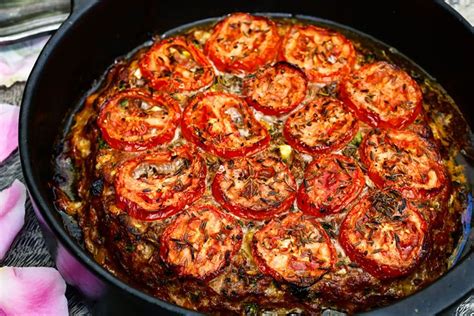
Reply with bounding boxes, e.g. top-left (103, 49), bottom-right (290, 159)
top-left (19, 0), bottom-right (474, 315)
